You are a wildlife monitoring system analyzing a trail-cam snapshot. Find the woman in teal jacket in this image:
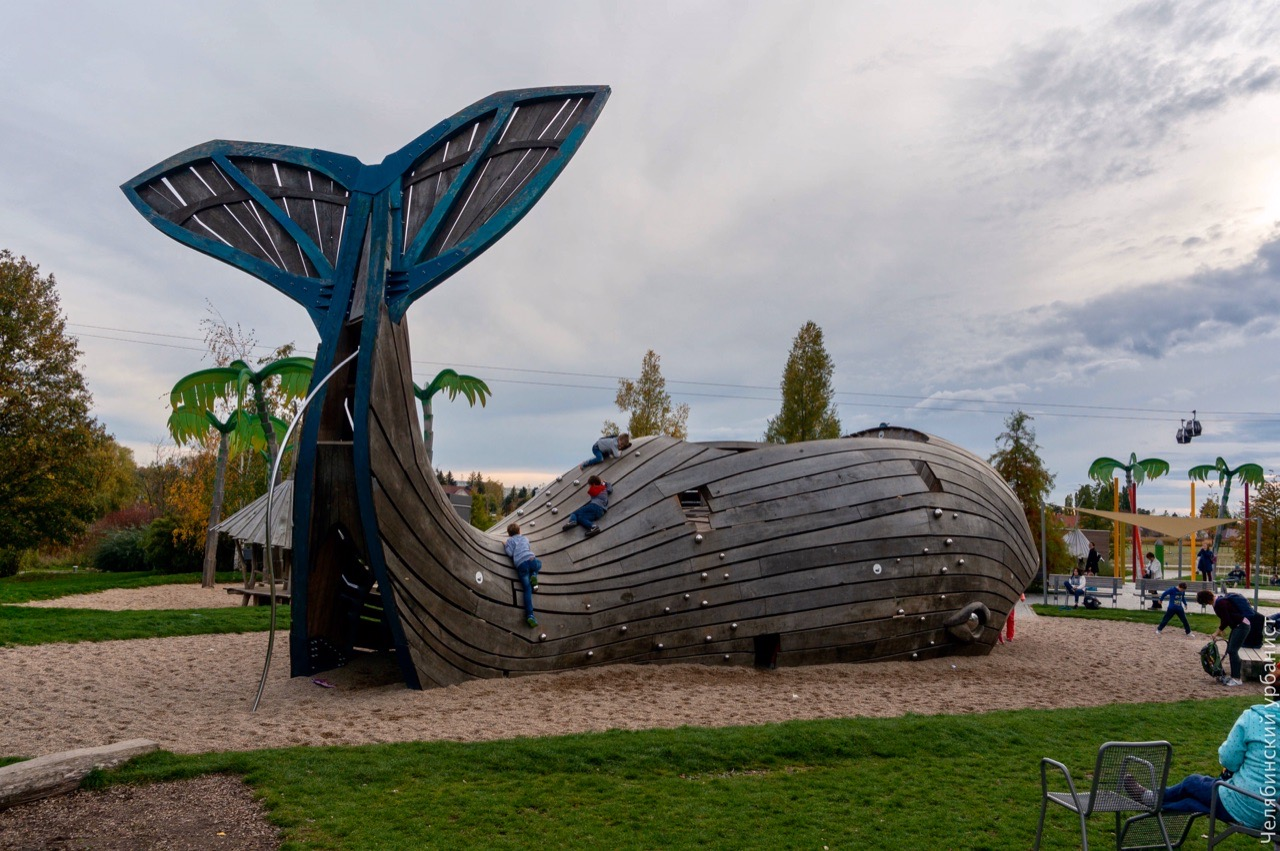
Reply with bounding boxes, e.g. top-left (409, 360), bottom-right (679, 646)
top-left (1125, 702), bottom-right (1279, 828)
